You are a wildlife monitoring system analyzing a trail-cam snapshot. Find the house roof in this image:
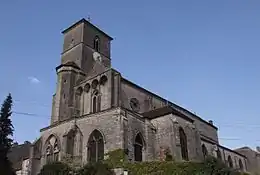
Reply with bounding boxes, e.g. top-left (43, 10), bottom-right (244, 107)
top-left (235, 146), bottom-right (260, 156)
top-left (142, 105), bottom-right (194, 123)
top-left (235, 146), bottom-right (251, 150)
top-left (201, 137), bottom-right (247, 158)
top-left (55, 61), bottom-right (81, 72)
top-left (8, 143), bottom-right (31, 171)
